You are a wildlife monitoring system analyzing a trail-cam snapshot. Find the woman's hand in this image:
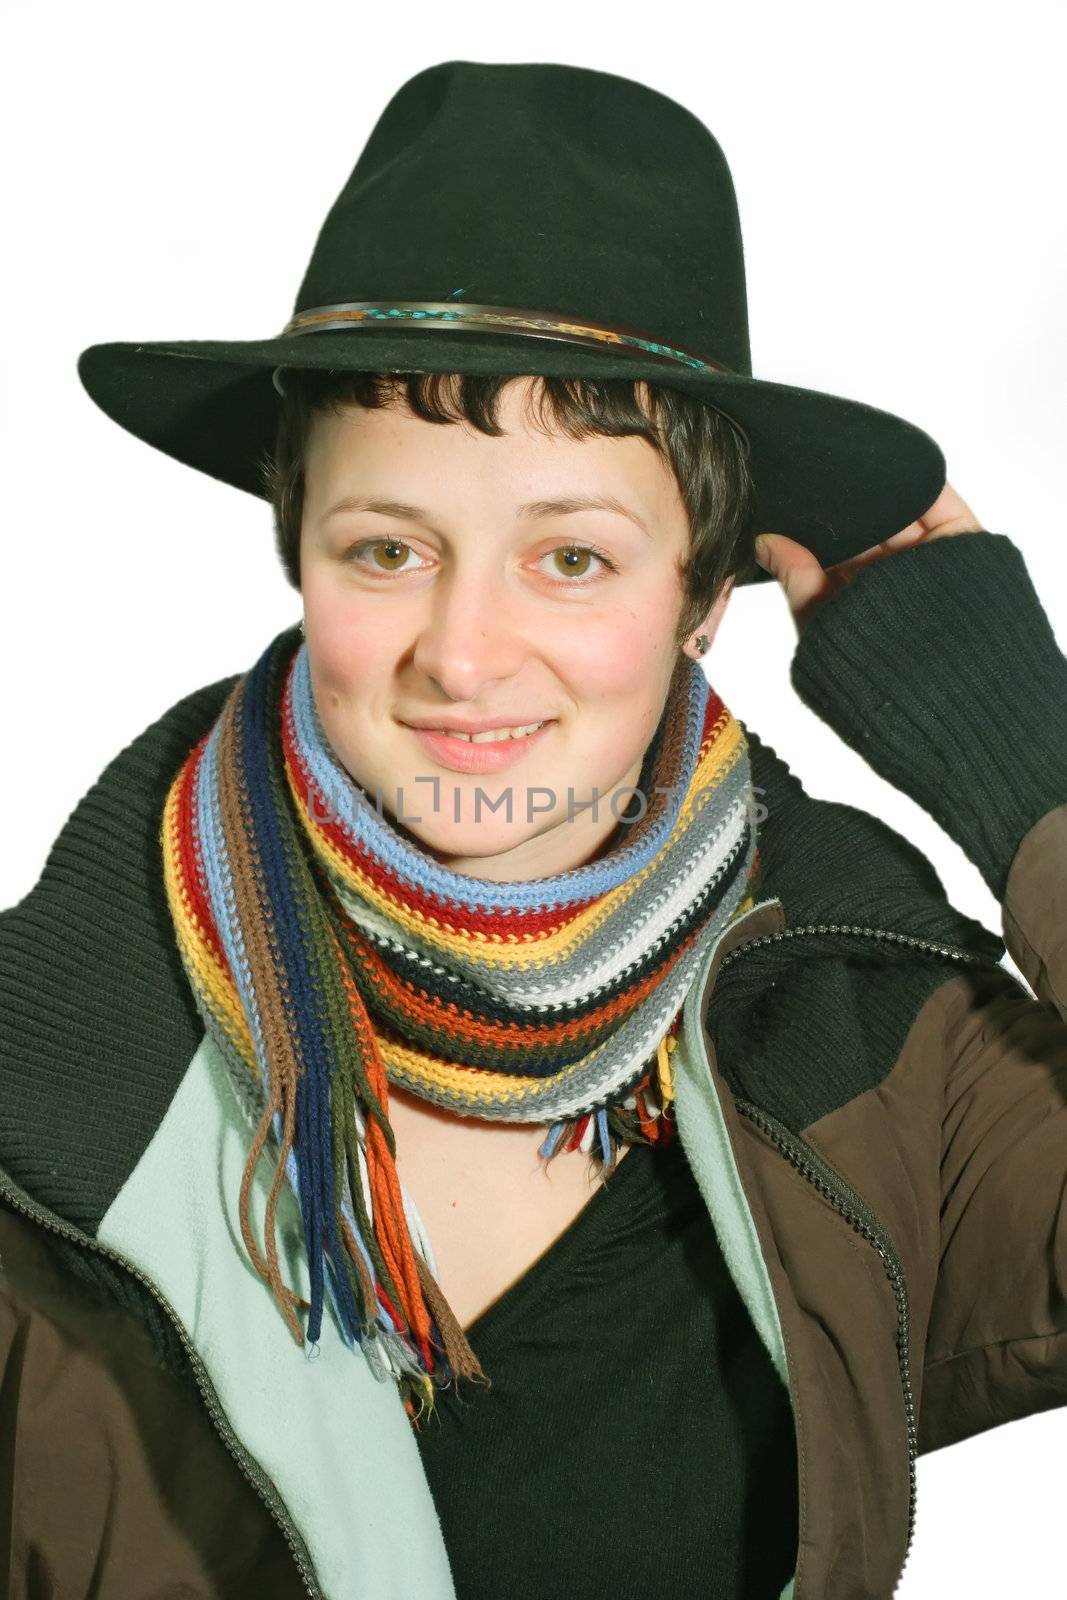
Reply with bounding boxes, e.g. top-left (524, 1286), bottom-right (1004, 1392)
top-left (753, 481), bottom-right (984, 639)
